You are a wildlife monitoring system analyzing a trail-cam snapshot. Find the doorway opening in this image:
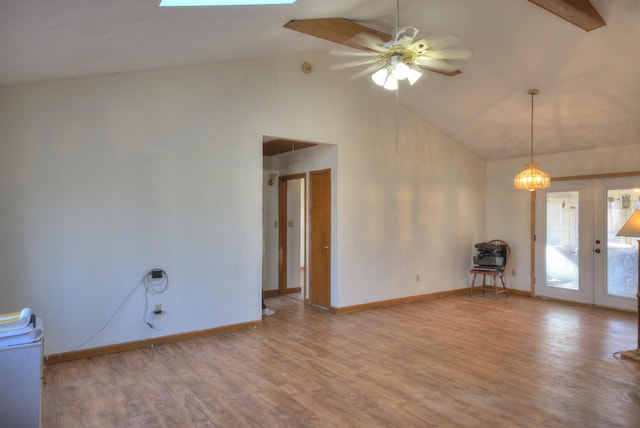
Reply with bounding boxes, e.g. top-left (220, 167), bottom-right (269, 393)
top-left (262, 136), bottom-right (336, 308)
